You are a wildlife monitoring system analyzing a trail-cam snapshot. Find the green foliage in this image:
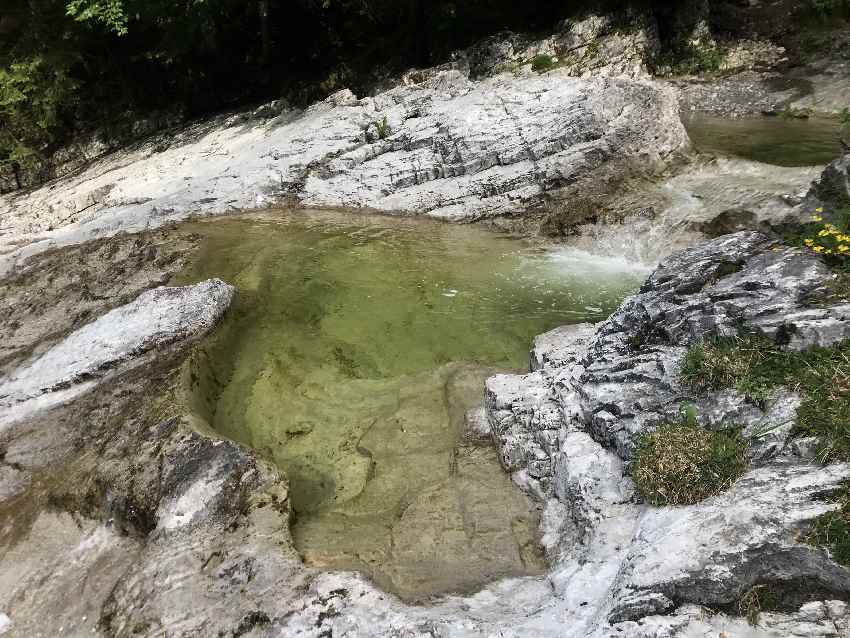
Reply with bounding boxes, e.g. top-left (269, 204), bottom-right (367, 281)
top-left (841, 107), bottom-right (850, 126)
top-left (66, 0), bottom-right (129, 34)
top-left (782, 206), bottom-right (850, 279)
top-left (656, 42), bottom-right (722, 76)
top-left (0, 55), bottom-right (77, 168)
top-left (374, 115), bottom-right (389, 140)
top-left (809, 0), bottom-right (850, 18)
top-left (632, 419), bottom-right (748, 506)
top-left (680, 336), bottom-right (850, 462)
top-left (530, 54), bottom-right (556, 73)
top-left (807, 485), bottom-right (850, 565)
